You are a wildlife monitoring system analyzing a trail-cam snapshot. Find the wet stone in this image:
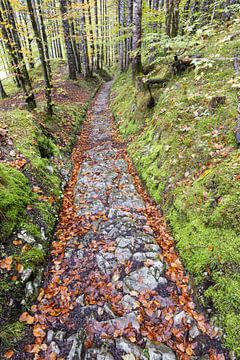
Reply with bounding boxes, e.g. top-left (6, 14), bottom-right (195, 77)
top-left (123, 266), bottom-right (166, 293)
